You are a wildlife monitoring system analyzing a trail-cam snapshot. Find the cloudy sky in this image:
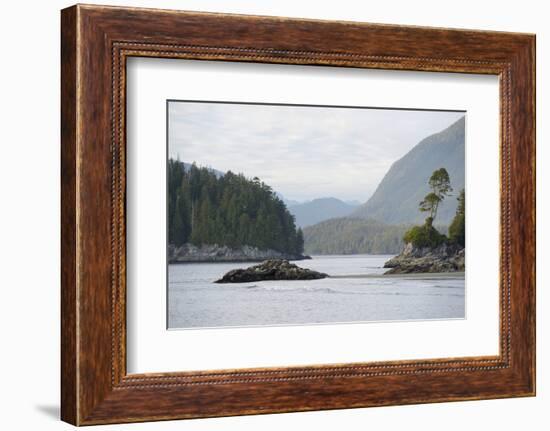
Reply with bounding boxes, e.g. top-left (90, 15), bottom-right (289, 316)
top-left (168, 101), bottom-right (464, 203)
